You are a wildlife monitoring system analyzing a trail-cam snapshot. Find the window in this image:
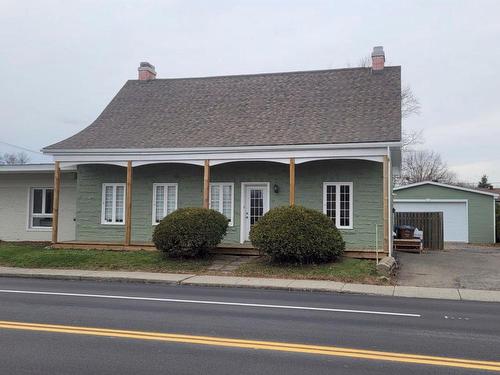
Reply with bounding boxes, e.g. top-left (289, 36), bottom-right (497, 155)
top-left (152, 183), bottom-right (178, 224)
top-left (29, 188), bottom-right (53, 229)
top-left (323, 182), bottom-right (353, 229)
top-left (210, 183), bottom-right (234, 226)
top-left (101, 183), bottom-right (126, 224)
